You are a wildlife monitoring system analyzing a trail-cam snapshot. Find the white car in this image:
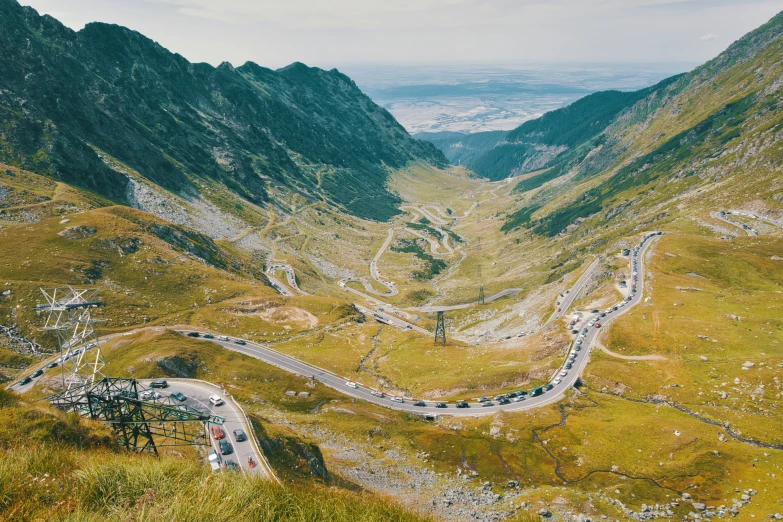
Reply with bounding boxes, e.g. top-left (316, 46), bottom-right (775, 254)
top-left (207, 449), bottom-right (223, 469)
top-left (209, 395), bottom-right (224, 406)
top-left (390, 397), bottom-right (404, 403)
top-left (218, 335), bottom-right (229, 341)
top-left (554, 377), bottom-right (562, 384)
top-left (560, 370), bottom-right (568, 377)
top-left (588, 321), bottom-right (595, 327)
top-left (140, 390), bottom-right (157, 401)
top-left (345, 381), bottom-right (358, 389)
